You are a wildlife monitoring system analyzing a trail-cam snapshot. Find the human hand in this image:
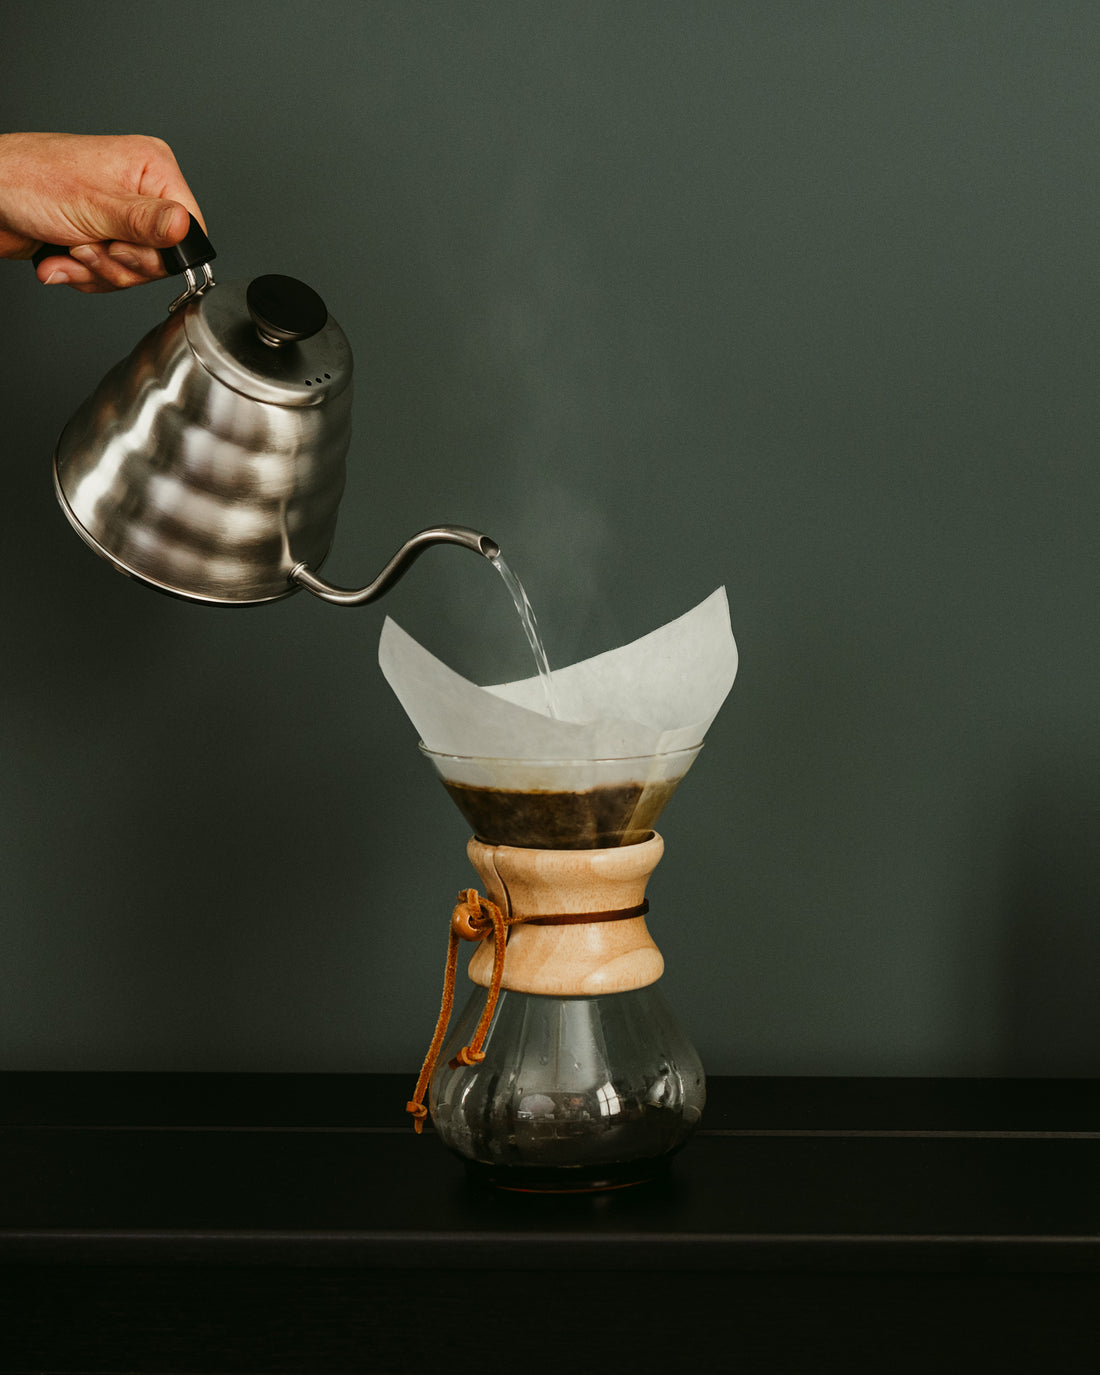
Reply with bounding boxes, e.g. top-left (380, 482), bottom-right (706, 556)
top-left (0, 132), bottom-right (206, 293)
